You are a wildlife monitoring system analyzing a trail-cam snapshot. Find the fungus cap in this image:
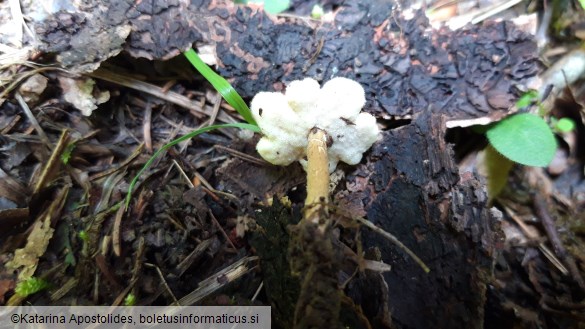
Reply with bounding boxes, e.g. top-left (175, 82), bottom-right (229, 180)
top-left (250, 77), bottom-right (379, 172)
